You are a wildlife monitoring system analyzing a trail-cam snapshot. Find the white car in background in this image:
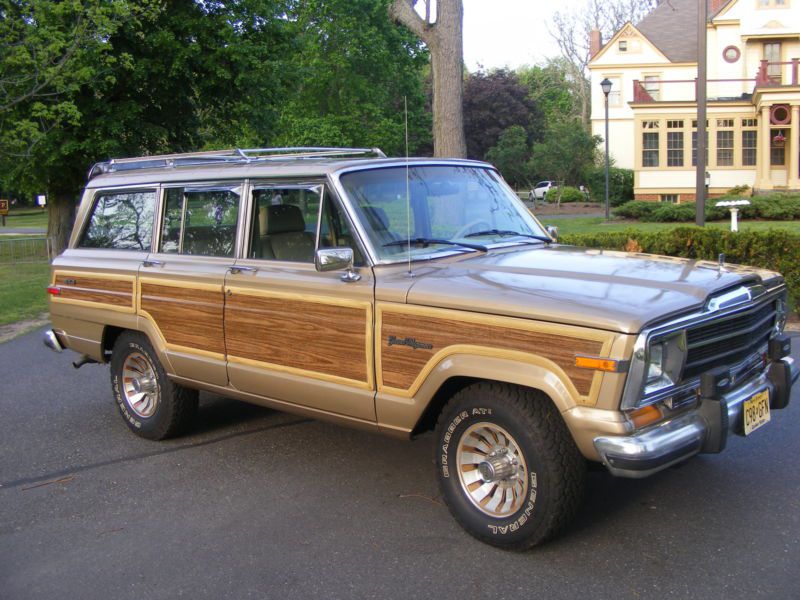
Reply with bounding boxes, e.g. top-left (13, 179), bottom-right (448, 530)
top-left (529, 180), bottom-right (555, 201)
